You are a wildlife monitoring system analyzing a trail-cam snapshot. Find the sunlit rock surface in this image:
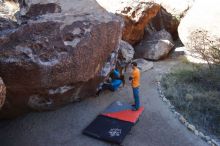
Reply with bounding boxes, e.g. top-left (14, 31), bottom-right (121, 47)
top-left (97, 0), bottom-right (160, 45)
